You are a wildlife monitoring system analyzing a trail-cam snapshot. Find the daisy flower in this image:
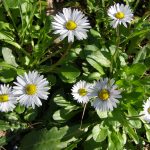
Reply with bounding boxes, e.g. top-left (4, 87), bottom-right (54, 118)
top-left (108, 3), bottom-right (133, 28)
top-left (71, 80), bottom-right (92, 104)
top-left (141, 98), bottom-right (150, 123)
top-left (89, 78), bottom-right (122, 111)
top-left (0, 84), bottom-right (17, 112)
top-left (13, 71), bottom-right (50, 109)
top-left (52, 8), bottom-right (91, 43)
